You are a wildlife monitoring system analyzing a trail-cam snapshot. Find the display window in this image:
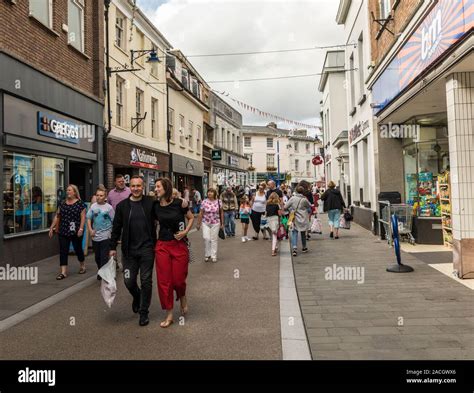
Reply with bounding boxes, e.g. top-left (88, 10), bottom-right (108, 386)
top-left (403, 140), bottom-right (449, 217)
top-left (3, 151), bottom-right (65, 235)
